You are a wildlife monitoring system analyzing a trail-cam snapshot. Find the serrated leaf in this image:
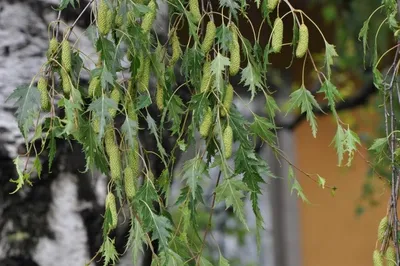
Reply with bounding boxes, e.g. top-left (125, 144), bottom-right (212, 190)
top-left (166, 95), bottom-right (185, 135)
top-left (87, 96), bottom-right (117, 140)
top-left (219, 254), bottom-right (230, 266)
top-left (100, 237), bottom-right (119, 266)
top-left (33, 156), bottom-right (42, 178)
top-left (358, 19), bottom-right (370, 66)
top-left (211, 53), bottom-right (230, 93)
top-left (7, 85), bottom-right (41, 138)
top-left (324, 41), bottom-right (338, 78)
top-left (318, 79), bottom-right (342, 116)
top-left (9, 156), bottom-right (31, 193)
top-left (182, 156), bottom-right (209, 200)
top-left (369, 137), bottom-right (387, 153)
top-left (240, 62), bottom-right (263, 101)
top-left (146, 113), bottom-right (167, 164)
top-left (332, 125), bottom-right (346, 166)
top-left (150, 213), bottom-right (172, 250)
top-left (216, 178), bottom-right (249, 230)
top-left (317, 175), bottom-right (326, 189)
top-left (331, 125), bottom-right (360, 167)
top-left (121, 117), bottom-right (138, 149)
top-left (219, 0), bottom-right (240, 18)
top-left (250, 114), bottom-right (277, 147)
top-left (287, 85), bottom-right (321, 138)
top-left (58, 0), bottom-right (78, 9)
